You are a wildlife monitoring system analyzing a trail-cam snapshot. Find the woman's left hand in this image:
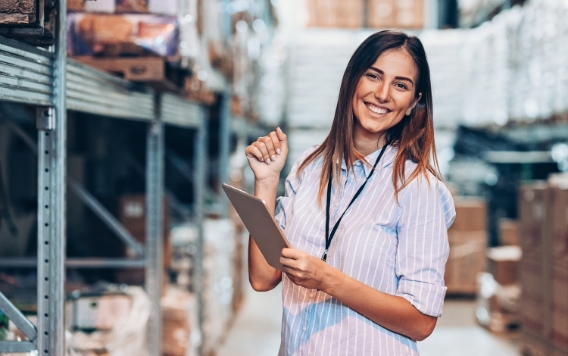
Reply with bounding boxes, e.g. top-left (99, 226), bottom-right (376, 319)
top-left (280, 248), bottom-right (331, 290)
